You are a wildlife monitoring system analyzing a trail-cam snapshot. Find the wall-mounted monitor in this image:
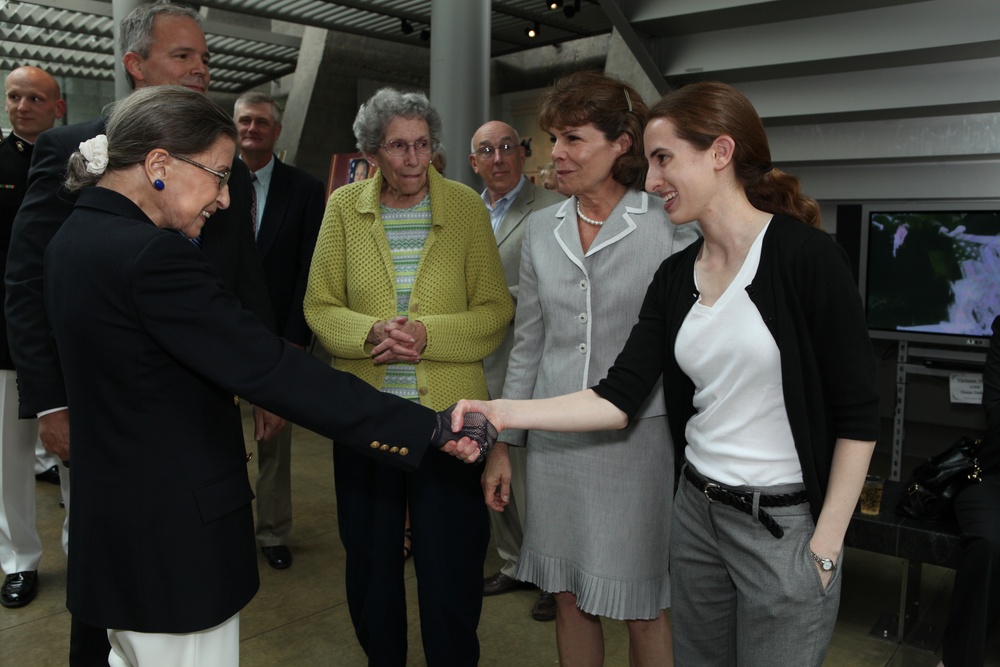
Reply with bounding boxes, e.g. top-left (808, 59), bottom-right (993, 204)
top-left (858, 201), bottom-right (1000, 349)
